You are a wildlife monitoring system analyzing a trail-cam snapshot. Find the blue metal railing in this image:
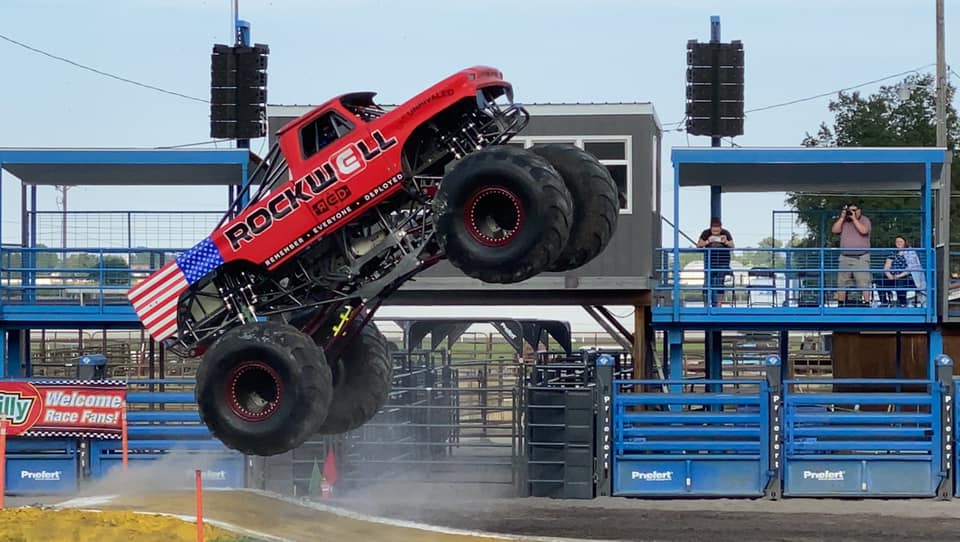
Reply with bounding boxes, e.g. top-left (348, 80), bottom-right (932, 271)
top-left (611, 378), bottom-right (773, 496)
top-left (89, 378), bottom-right (244, 486)
top-left (947, 243), bottom-right (960, 319)
top-left (654, 246), bottom-right (936, 323)
top-left (122, 379), bottom-right (214, 441)
top-left (781, 378), bottom-right (943, 496)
